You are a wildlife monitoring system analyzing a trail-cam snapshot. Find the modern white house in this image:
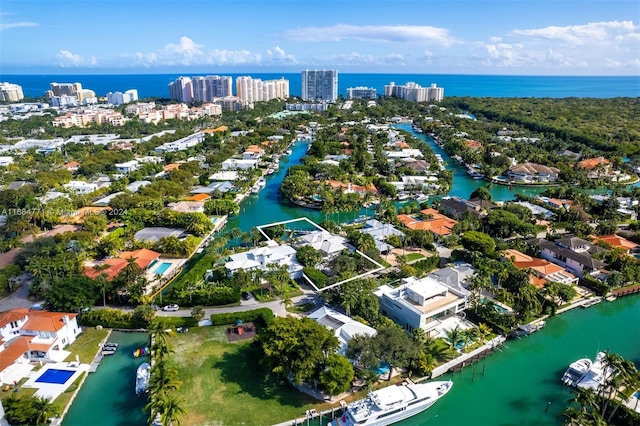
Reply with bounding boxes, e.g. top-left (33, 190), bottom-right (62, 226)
top-left (114, 160), bottom-right (140, 173)
top-left (63, 180), bottom-right (98, 194)
top-left (384, 149), bottom-right (424, 159)
top-left (308, 306), bottom-right (376, 355)
top-left (0, 309), bottom-right (82, 385)
top-left (225, 243), bottom-right (302, 278)
top-left (0, 157), bottom-right (14, 167)
top-left (375, 276), bottom-right (468, 337)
